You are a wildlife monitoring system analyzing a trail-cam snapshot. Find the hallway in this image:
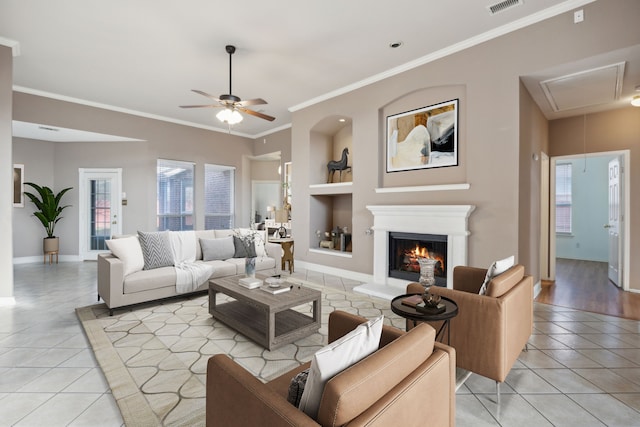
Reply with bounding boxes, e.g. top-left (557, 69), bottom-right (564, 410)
top-left (536, 258), bottom-right (640, 321)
